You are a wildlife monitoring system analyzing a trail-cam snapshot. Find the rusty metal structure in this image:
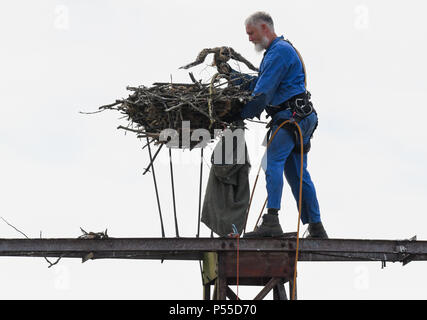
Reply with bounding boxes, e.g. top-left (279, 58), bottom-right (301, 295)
top-left (1, 235), bottom-right (425, 300)
top-left (2, 136), bottom-right (421, 300)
